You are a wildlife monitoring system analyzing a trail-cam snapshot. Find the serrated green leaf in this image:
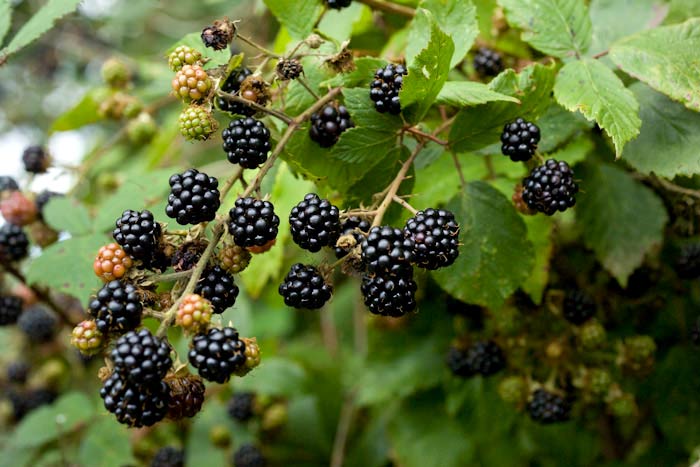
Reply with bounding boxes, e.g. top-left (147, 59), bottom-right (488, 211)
top-left (43, 197), bottom-right (92, 236)
top-left (77, 418), bottom-right (137, 467)
top-left (331, 128), bottom-right (399, 164)
top-left (432, 182), bottom-right (534, 308)
top-left (263, 0), bottom-right (322, 39)
top-left (436, 81), bottom-right (520, 107)
top-left (536, 103), bottom-right (593, 153)
top-left (318, 1), bottom-right (366, 42)
top-left (521, 216), bottom-right (554, 304)
top-left (0, 0), bottom-right (12, 47)
top-left (50, 88), bottom-right (106, 133)
top-left (575, 163), bottom-right (667, 286)
top-left (553, 58), bottom-right (641, 158)
top-left (588, 0), bottom-right (661, 56)
top-left (234, 357), bottom-right (309, 397)
top-left (609, 18), bottom-right (700, 112)
top-left (343, 87), bottom-right (403, 130)
top-left (546, 135), bottom-right (594, 166)
top-left (498, 0), bottom-right (592, 57)
top-left (282, 58), bottom-right (332, 116)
